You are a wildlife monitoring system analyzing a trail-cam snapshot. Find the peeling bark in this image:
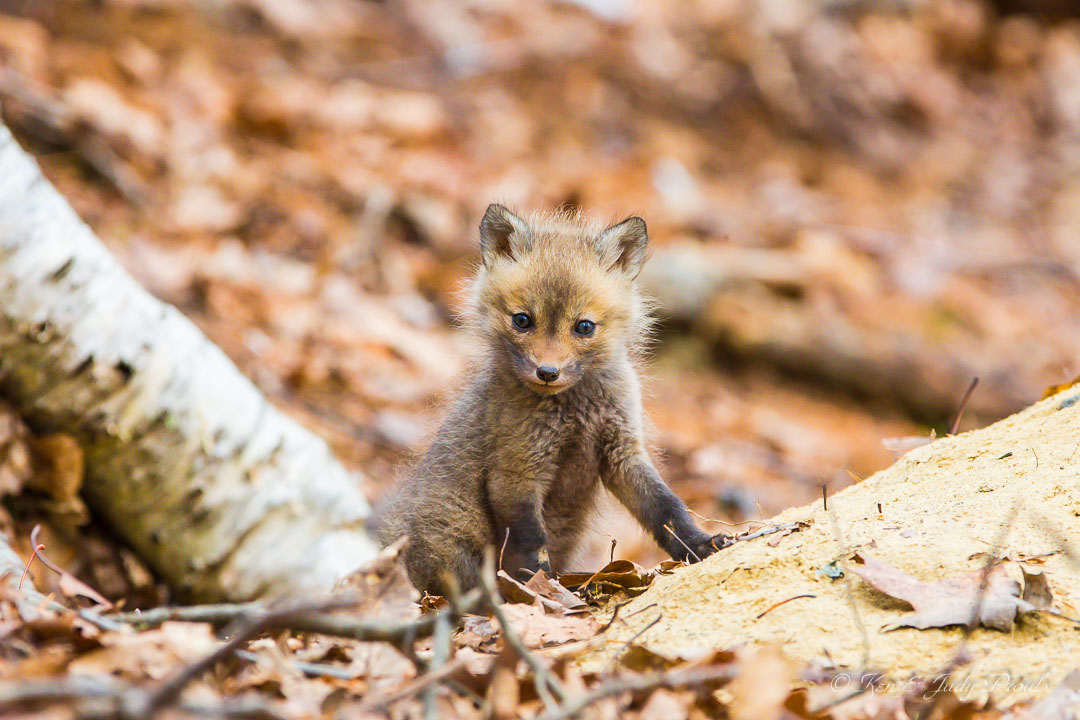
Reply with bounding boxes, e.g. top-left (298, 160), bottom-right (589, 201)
top-left (0, 123), bottom-right (378, 601)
